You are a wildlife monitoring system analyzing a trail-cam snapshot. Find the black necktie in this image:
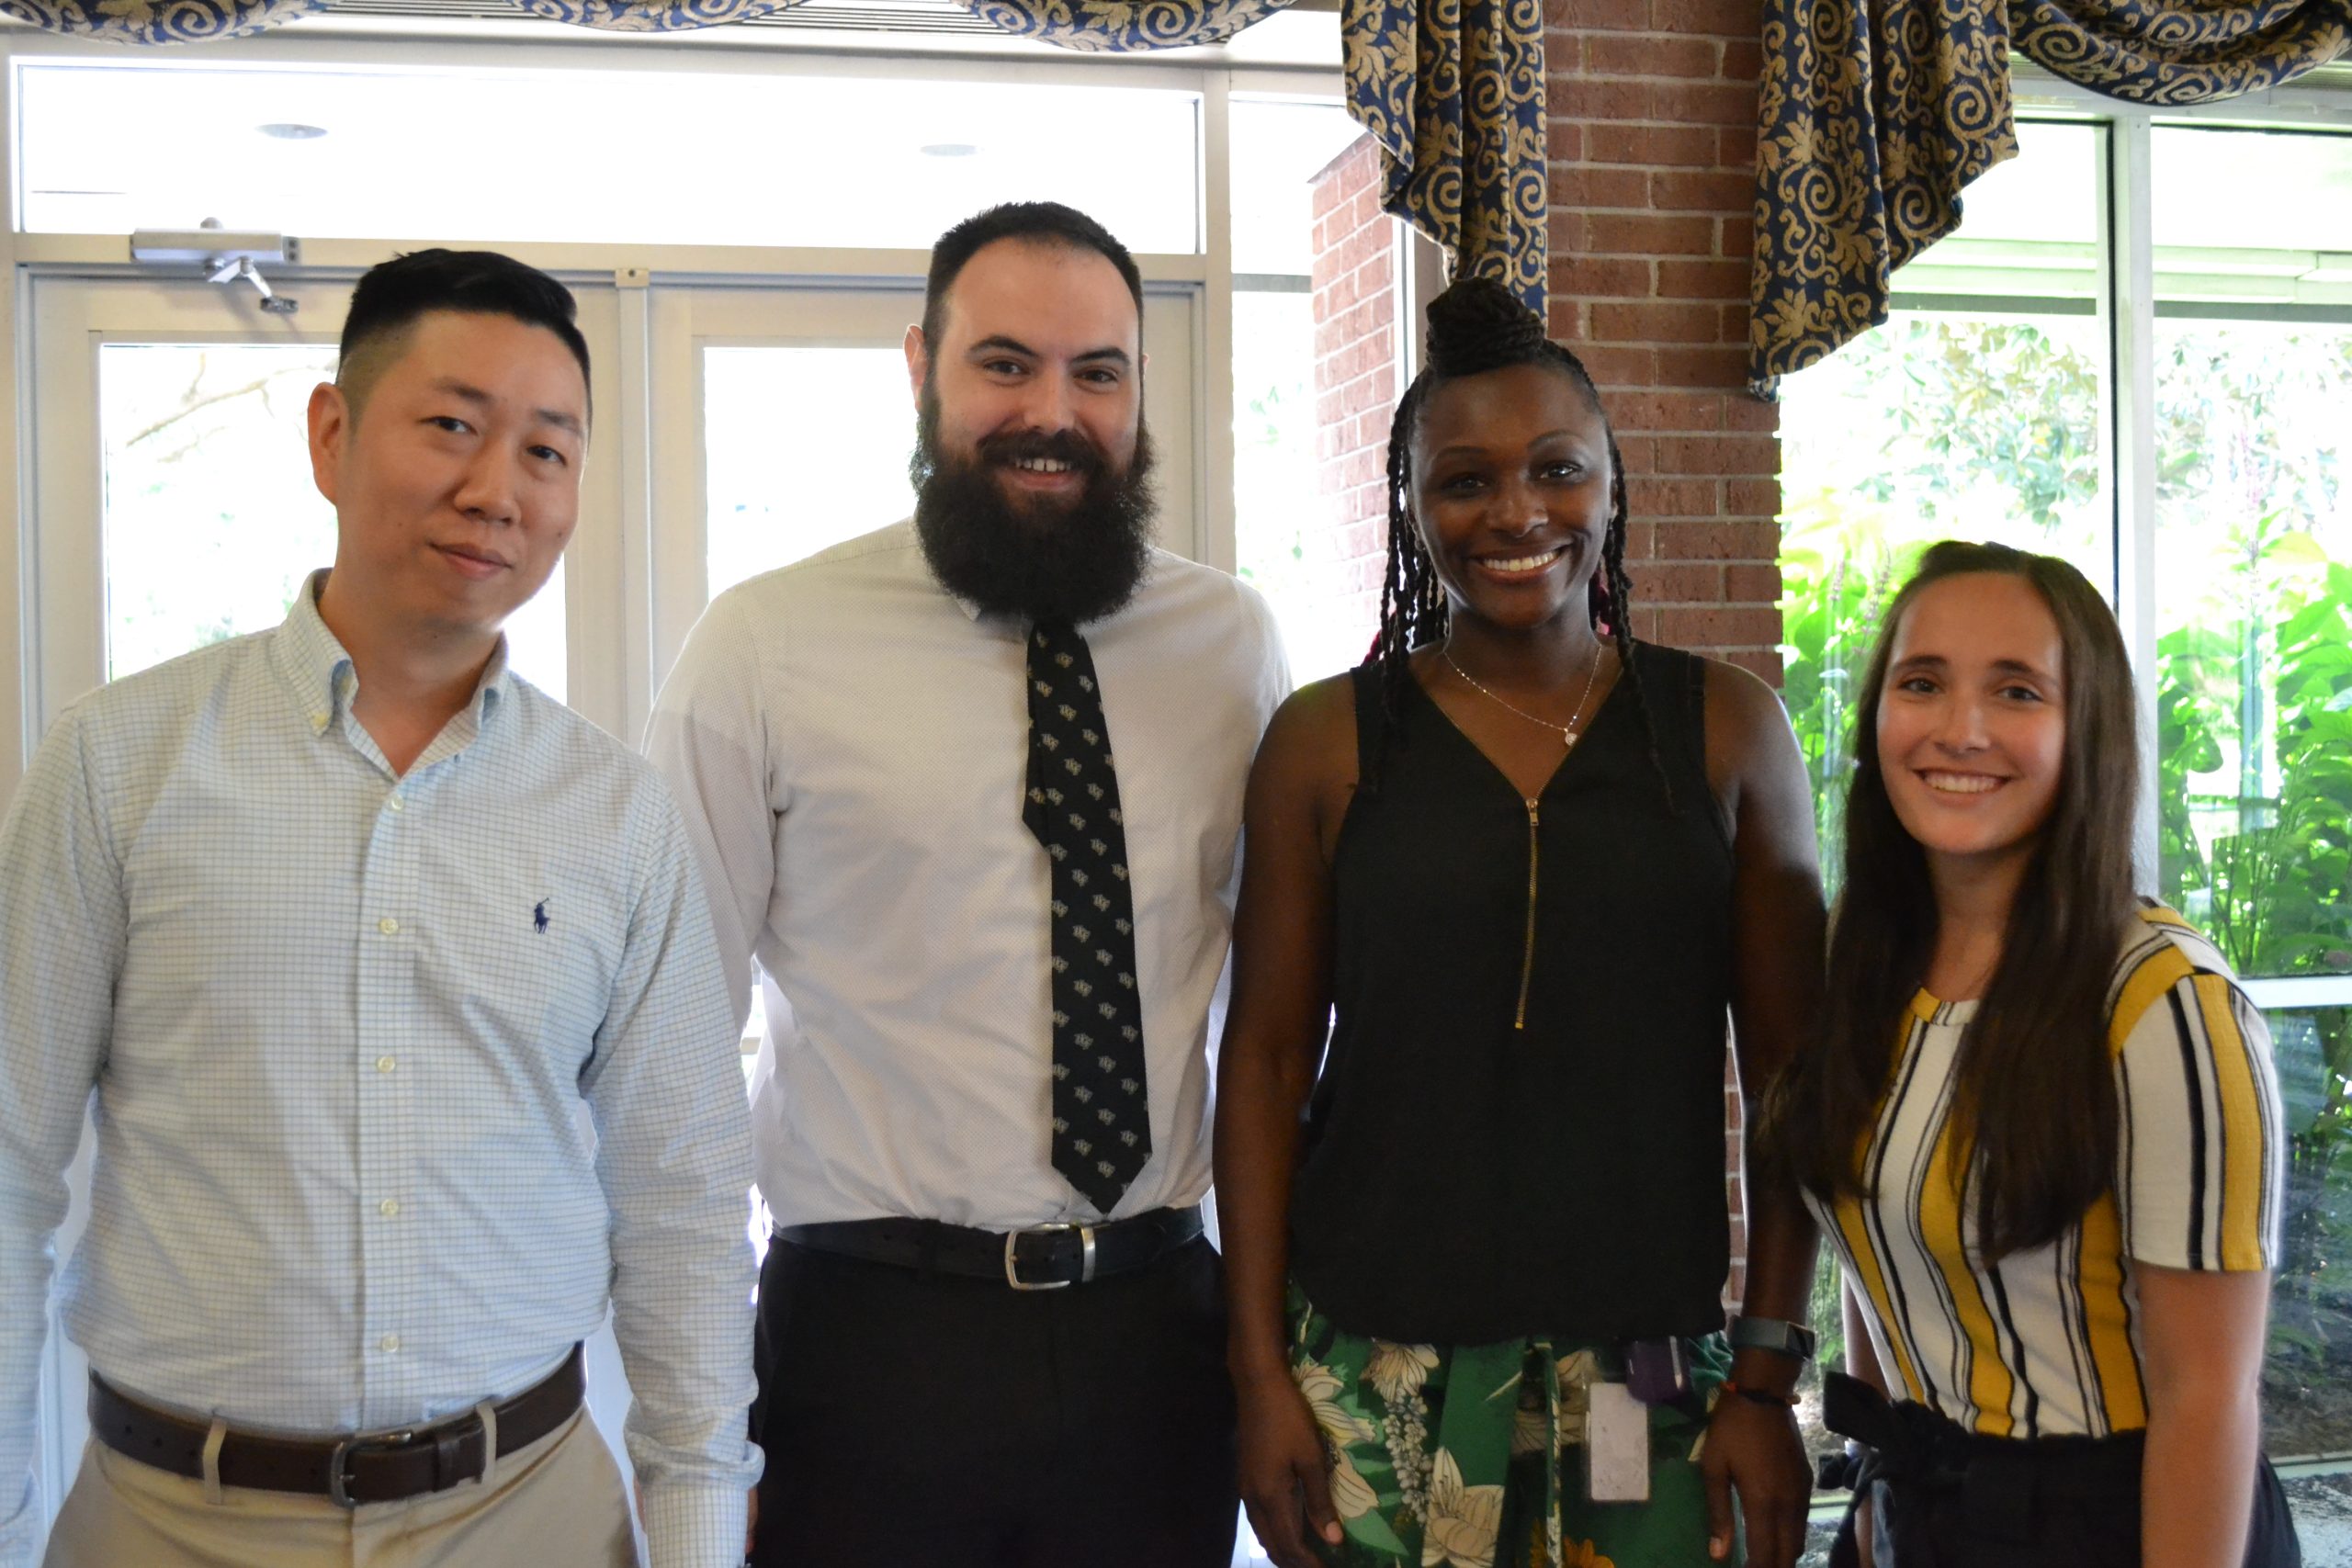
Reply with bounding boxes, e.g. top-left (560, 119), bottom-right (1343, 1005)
top-left (1023, 618), bottom-right (1149, 1213)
